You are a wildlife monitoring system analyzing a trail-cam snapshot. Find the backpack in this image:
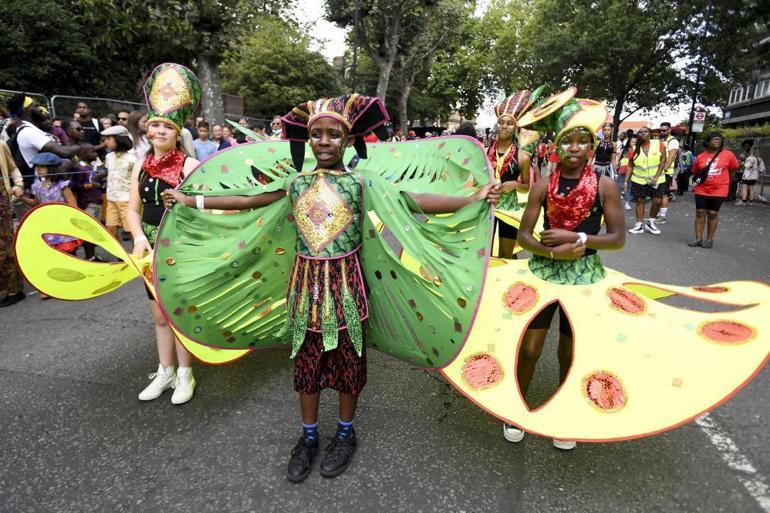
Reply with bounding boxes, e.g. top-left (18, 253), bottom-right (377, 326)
top-left (7, 125), bottom-right (34, 189)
